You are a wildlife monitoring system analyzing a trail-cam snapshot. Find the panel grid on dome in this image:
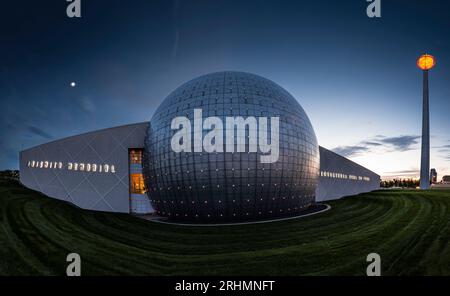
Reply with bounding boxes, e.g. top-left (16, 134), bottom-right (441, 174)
top-left (143, 71), bottom-right (319, 222)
